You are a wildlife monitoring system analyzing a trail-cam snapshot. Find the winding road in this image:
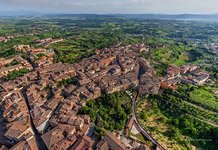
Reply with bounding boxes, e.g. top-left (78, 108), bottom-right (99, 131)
top-left (128, 91), bottom-right (166, 150)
